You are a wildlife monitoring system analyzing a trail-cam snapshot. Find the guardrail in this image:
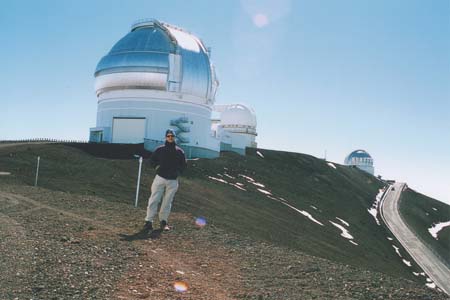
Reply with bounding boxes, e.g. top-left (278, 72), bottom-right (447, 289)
top-left (0, 138), bottom-right (88, 144)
